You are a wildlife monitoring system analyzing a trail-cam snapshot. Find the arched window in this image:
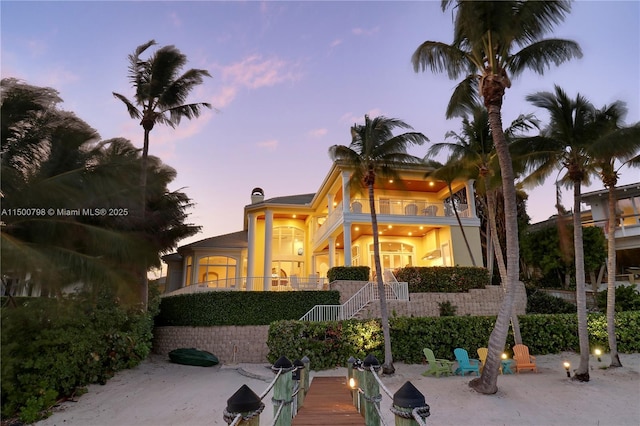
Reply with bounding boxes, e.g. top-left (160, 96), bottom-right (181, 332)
top-left (197, 256), bottom-right (237, 286)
